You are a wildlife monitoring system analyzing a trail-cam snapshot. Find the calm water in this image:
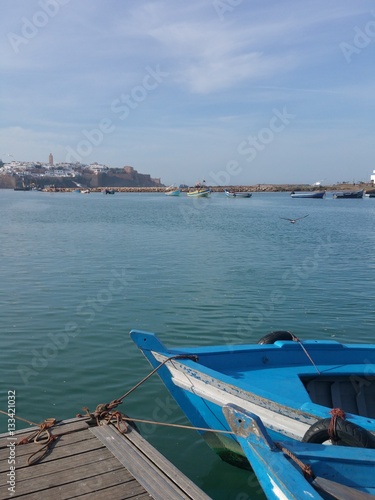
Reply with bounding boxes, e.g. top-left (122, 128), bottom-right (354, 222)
top-left (1, 189), bottom-right (375, 499)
